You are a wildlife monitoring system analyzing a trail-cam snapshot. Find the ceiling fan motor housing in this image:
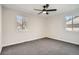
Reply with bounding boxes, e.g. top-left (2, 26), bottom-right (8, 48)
top-left (43, 4), bottom-right (49, 8)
